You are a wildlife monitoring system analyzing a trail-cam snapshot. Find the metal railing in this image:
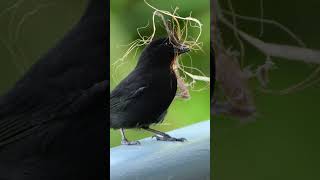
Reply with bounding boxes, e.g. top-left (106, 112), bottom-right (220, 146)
top-left (110, 120), bottom-right (210, 180)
